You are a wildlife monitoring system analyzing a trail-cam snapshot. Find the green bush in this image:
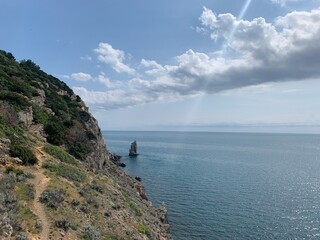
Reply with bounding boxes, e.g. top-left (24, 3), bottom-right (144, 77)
top-left (55, 219), bottom-right (70, 231)
top-left (67, 141), bottom-right (90, 161)
top-left (9, 143), bottom-right (37, 165)
top-left (39, 188), bottom-right (65, 209)
top-left (32, 105), bottom-right (50, 124)
top-left (0, 91), bottom-right (30, 110)
top-left (43, 144), bottom-right (78, 166)
top-left (44, 121), bottom-right (65, 145)
top-left (42, 162), bottom-right (86, 182)
top-left (138, 224), bottom-right (149, 236)
top-left (83, 225), bottom-right (101, 240)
